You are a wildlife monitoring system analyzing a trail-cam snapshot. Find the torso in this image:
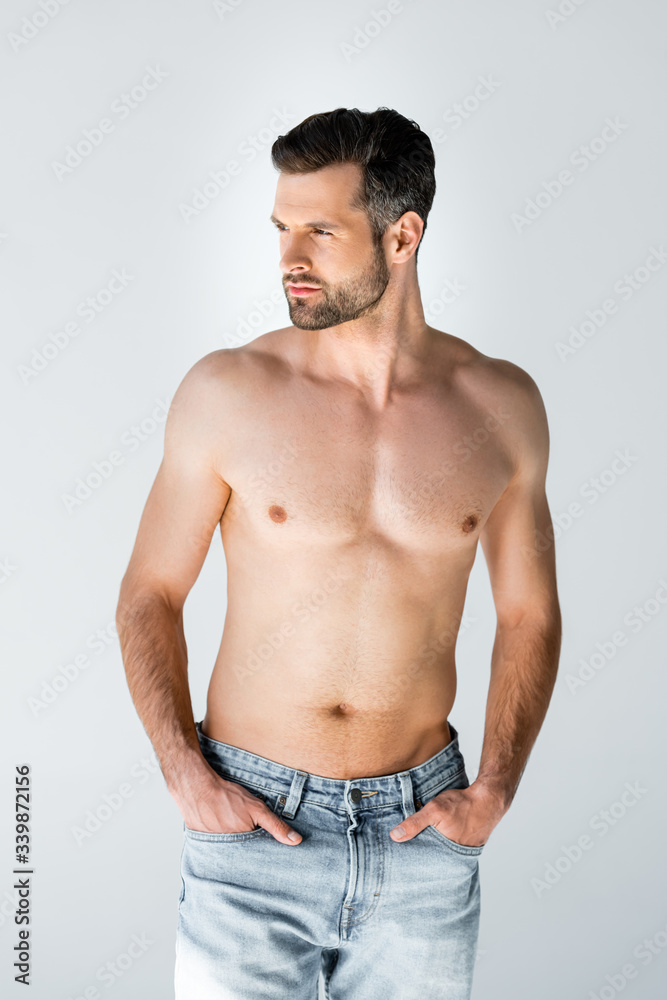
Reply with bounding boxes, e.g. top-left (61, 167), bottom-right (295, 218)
top-left (201, 325), bottom-right (518, 778)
